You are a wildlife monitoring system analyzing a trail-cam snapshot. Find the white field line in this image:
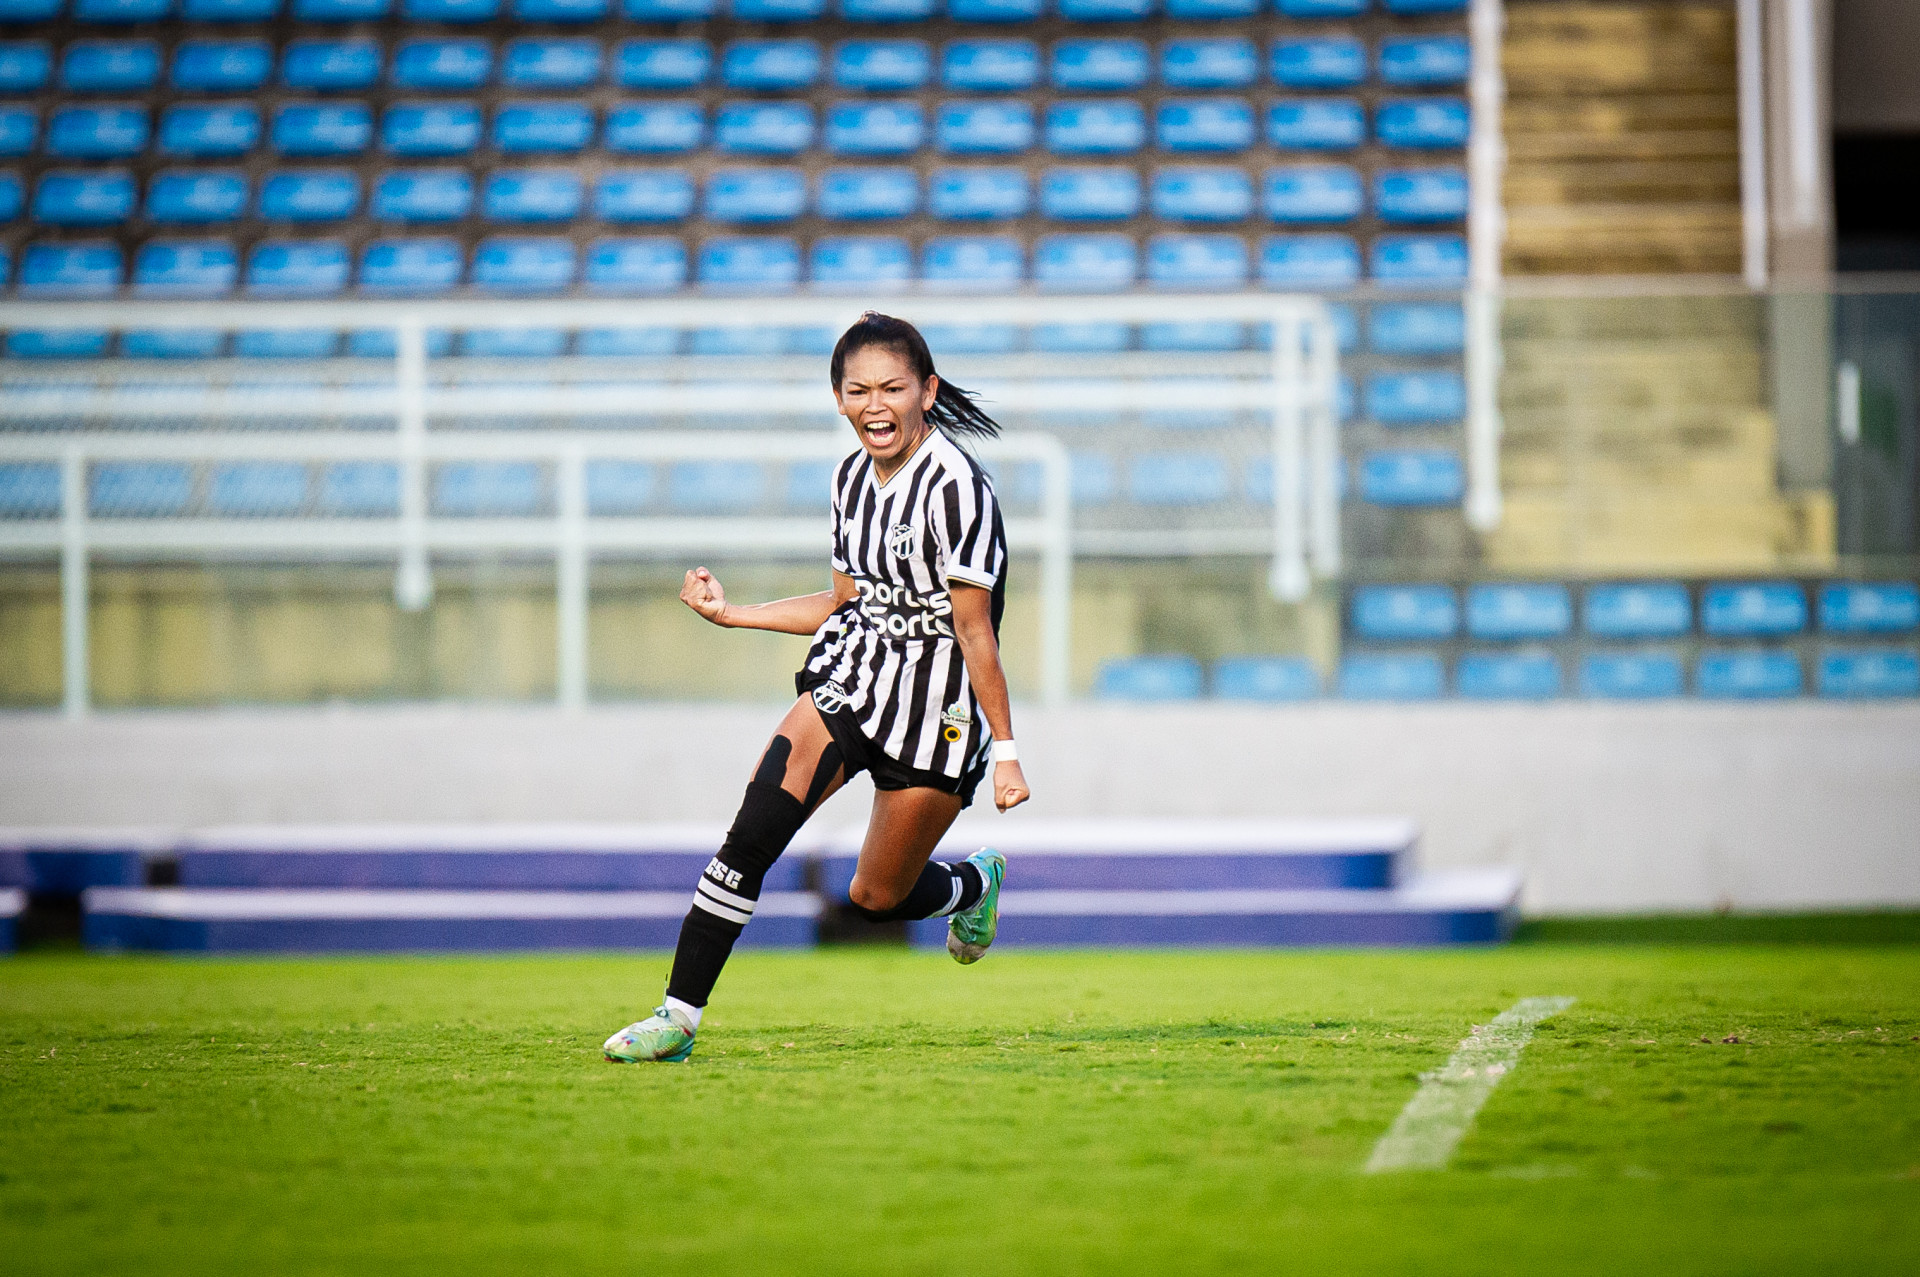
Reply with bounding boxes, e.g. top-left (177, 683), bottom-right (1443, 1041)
top-left (1364, 996), bottom-right (1576, 1173)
